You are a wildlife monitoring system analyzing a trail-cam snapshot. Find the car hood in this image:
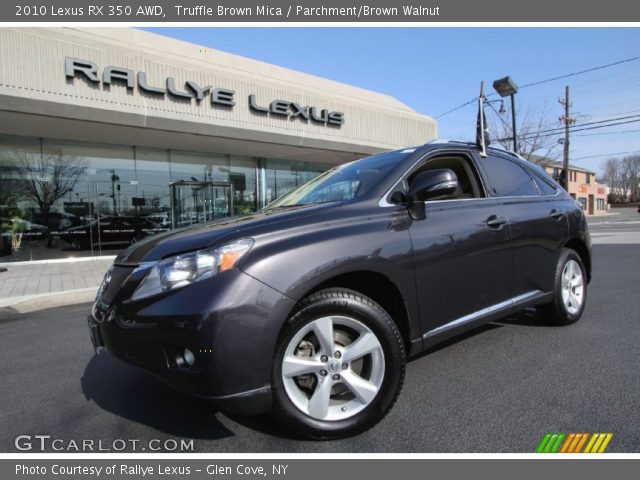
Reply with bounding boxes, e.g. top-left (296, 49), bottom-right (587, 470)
top-left (114, 203), bottom-right (337, 265)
